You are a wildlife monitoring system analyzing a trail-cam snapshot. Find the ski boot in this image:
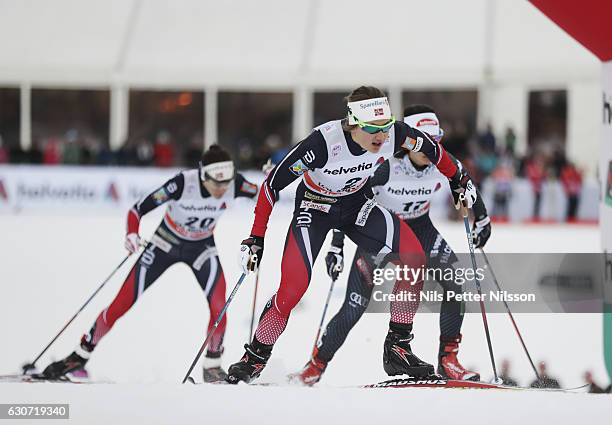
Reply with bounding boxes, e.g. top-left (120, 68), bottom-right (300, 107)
top-left (290, 348), bottom-right (328, 386)
top-left (383, 323), bottom-right (434, 378)
top-left (202, 350), bottom-right (227, 383)
top-left (226, 341), bottom-right (272, 384)
top-left (437, 334), bottom-right (480, 381)
top-left (40, 338), bottom-right (94, 380)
